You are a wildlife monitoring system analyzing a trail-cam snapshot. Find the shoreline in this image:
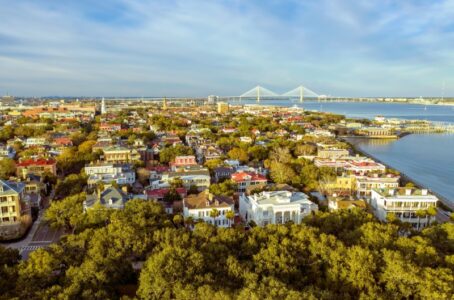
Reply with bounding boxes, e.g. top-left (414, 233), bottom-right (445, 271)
top-left (343, 137), bottom-right (454, 211)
